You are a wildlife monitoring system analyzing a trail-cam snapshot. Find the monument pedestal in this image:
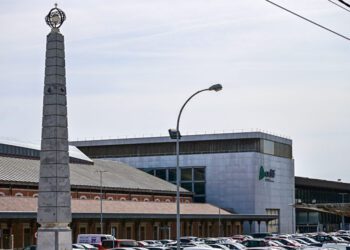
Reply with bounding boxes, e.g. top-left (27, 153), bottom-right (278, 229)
top-left (37, 225), bottom-right (72, 250)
